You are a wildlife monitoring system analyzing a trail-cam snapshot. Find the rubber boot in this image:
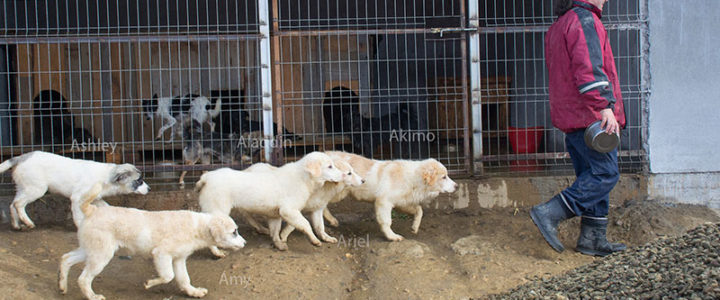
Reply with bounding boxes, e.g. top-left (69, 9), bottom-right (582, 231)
top-left (530, 194), bottom-right (575, 252)
top-left (576, 217), bottom-right (627, 257)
